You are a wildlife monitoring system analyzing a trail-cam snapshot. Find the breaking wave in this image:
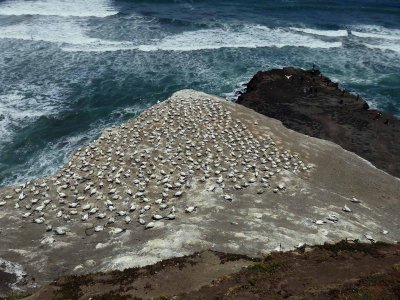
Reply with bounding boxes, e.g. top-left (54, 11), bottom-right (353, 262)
top-left (290, 27), bottom-right (348, 37)
top-left (350, 25), bottom-right (400, 41)
top-left (0, 0), bottom-right (117, 17)
top-left (63, 25), bottom-right (343, 52)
